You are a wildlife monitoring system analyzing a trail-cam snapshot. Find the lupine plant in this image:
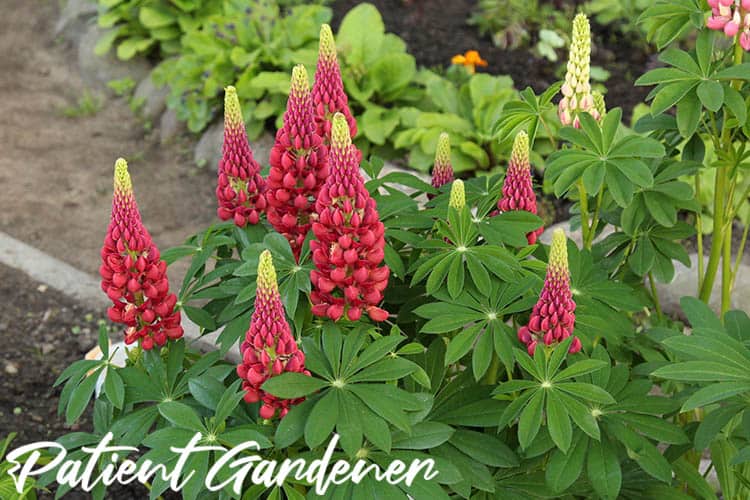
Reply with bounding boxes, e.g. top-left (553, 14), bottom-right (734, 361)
top-left (31, 3), bottom-right (750, 499)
